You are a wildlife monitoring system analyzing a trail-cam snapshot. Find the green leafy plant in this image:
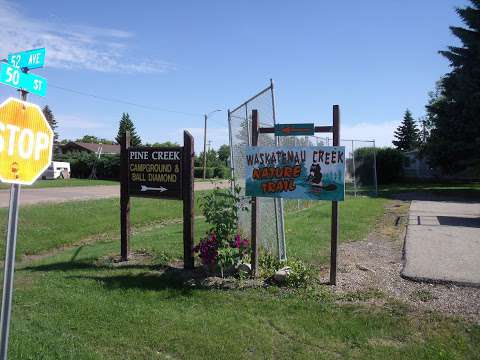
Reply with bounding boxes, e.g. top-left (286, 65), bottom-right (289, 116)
top-left (259, 254), bottom-right (314, 287)
top-left (201, 184), bottom-right (246, 246)
top-left (195, 184), bottom-right (249, 276)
